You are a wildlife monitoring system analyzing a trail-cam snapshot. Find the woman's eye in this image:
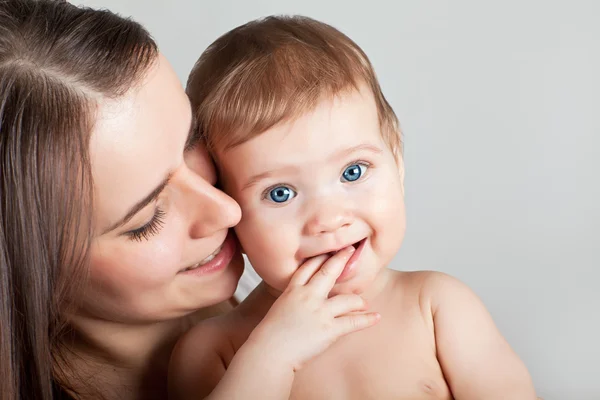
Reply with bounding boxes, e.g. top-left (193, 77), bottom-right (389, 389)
top-left (267, 186), bottom-right (297, 203)
top-left (341, 163), bottom-right (368, 182)
top-left (126, 207), bottom-right (166, 242)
